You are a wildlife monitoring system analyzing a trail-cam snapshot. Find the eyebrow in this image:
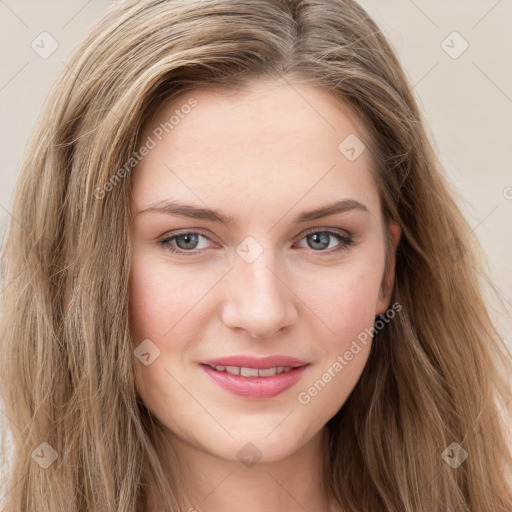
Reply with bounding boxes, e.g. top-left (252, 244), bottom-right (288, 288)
top-left (138, 198), bottom-right (368, 226)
